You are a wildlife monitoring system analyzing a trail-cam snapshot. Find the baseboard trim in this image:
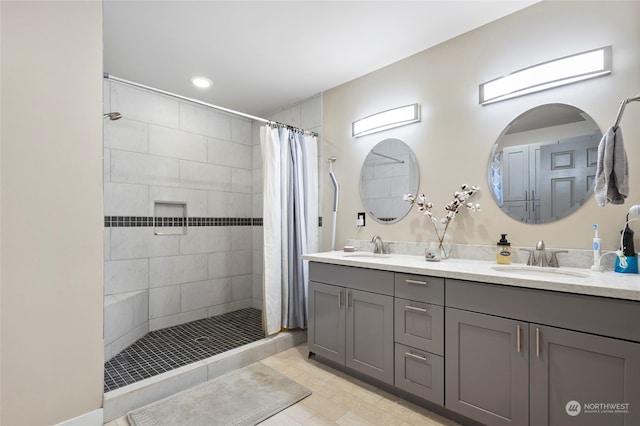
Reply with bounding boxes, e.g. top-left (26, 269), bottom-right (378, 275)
top-left (54, 408), bottom-right (103, 426)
